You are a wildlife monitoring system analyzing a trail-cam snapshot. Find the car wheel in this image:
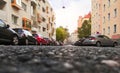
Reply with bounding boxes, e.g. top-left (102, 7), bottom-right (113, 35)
top-left (35, 41), bottom-right (38, 45)
top-left (12, 36), bottom-right (19, 45)
top-left (40, 43), bottom-right (42, 46)
top-left (96, 42), bottom-right (101, 47)
top-left (113, 42), bottom-right (118, 47)
top-left (25, 39), bottom-right (29, 45)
